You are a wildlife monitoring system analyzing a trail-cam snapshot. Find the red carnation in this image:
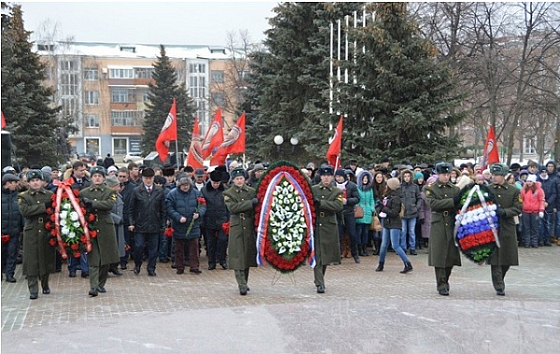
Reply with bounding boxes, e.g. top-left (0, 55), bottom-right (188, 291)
top-left (73, 252), bottom-right (81, 258)
top-left (81, 208), bottom-right (86, 214)
top-left (50, 214), bottom-right (56, 222)
top-left (73, 189), bottom-right (80, 197)
top-left (51, 194), bottom-right (56, 201)
top-left (45, 221), bottom-right (52, 230)
top-left (90, 230), bottom-right (97, 238)
top-left (88, 214), bottom-right (95, 222)
top-left (164, 227), bottom-right (174, 238)
top-left (197, 197), bottom-right (206, 205)
top-left (48, 238), bottom-right (57, 246)
top-left (70, 243), bottom-right (79, 250)
top-left (50, 229), bottom-right (57, 237)
top-left (80, 235), bottom-right (87, 243)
